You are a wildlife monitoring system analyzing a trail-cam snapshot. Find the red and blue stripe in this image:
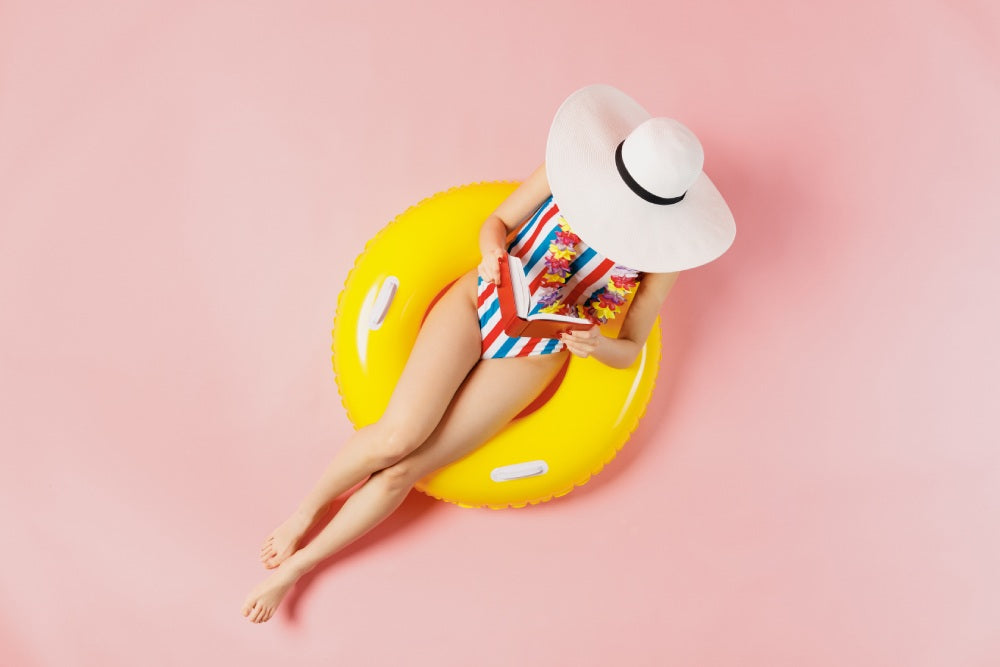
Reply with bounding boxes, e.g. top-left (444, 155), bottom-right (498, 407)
top-left (476, 195), bottom-right (620, 360)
